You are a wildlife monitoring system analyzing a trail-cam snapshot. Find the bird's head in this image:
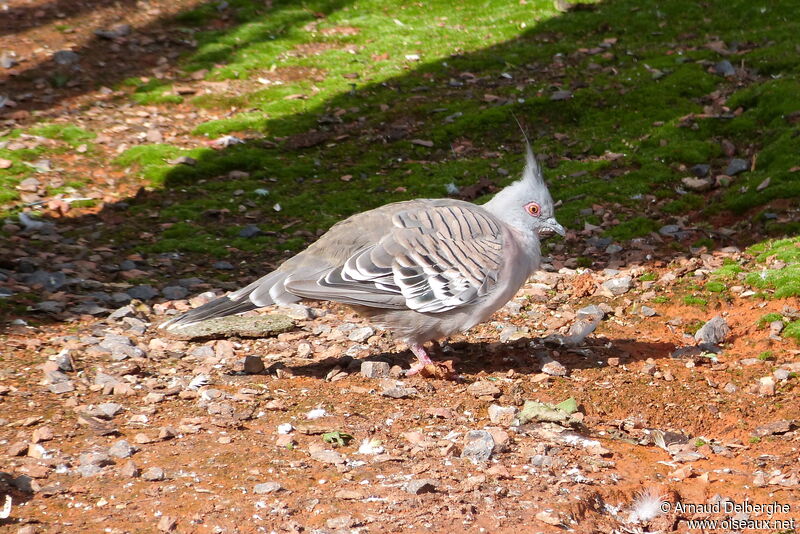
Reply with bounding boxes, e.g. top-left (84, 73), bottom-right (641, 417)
top-left (484, 141), bottom-right (565, 240)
